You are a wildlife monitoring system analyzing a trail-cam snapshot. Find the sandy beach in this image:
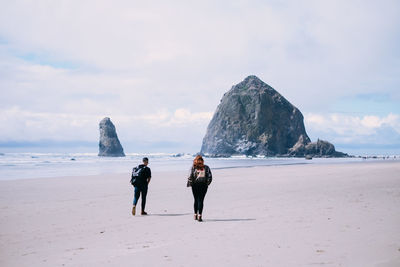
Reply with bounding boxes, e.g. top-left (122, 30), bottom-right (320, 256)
top-left (1, 161), bottom-right (399, 267)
